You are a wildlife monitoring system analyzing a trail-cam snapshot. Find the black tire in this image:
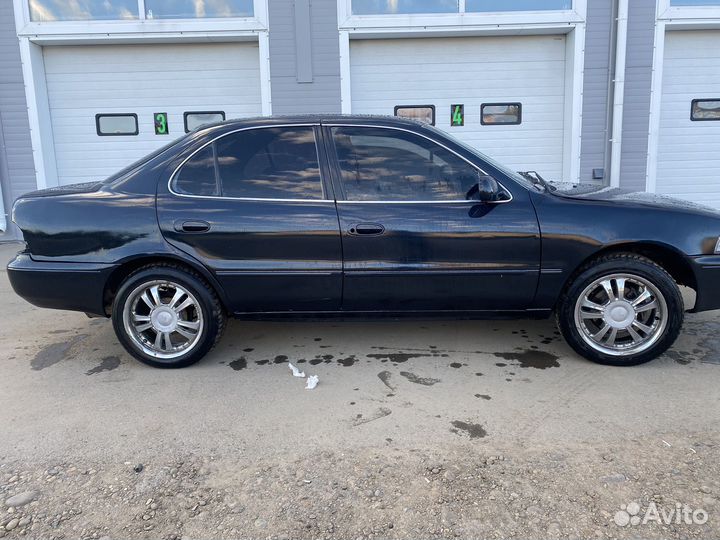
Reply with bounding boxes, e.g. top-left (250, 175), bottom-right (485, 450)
top-left (556, 253), bottom-right (684, 366)
top-left (111, 263), bottom-right (226, 368)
